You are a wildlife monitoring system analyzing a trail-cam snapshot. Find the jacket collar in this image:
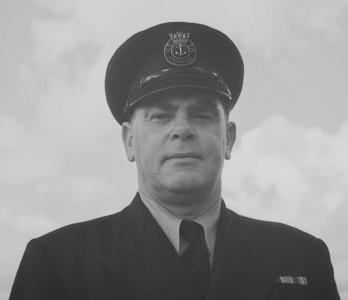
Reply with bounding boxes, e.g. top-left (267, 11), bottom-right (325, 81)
top-left (99, 193), bottom-right (283, 300)
top-left (99, 193), bottom-right (202, 299)
top-left (207, 201), bottom-right (283, 300)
